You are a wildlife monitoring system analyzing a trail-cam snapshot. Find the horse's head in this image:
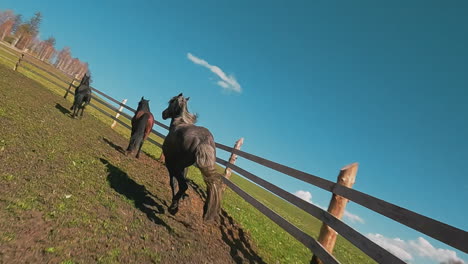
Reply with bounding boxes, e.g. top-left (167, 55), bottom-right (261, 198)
top-left (162, 93), bottom-right (190, 120)
top-left (137, 96), bottom-right (150, 112)
top-left (81, 74), bottom-right (91, 86)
